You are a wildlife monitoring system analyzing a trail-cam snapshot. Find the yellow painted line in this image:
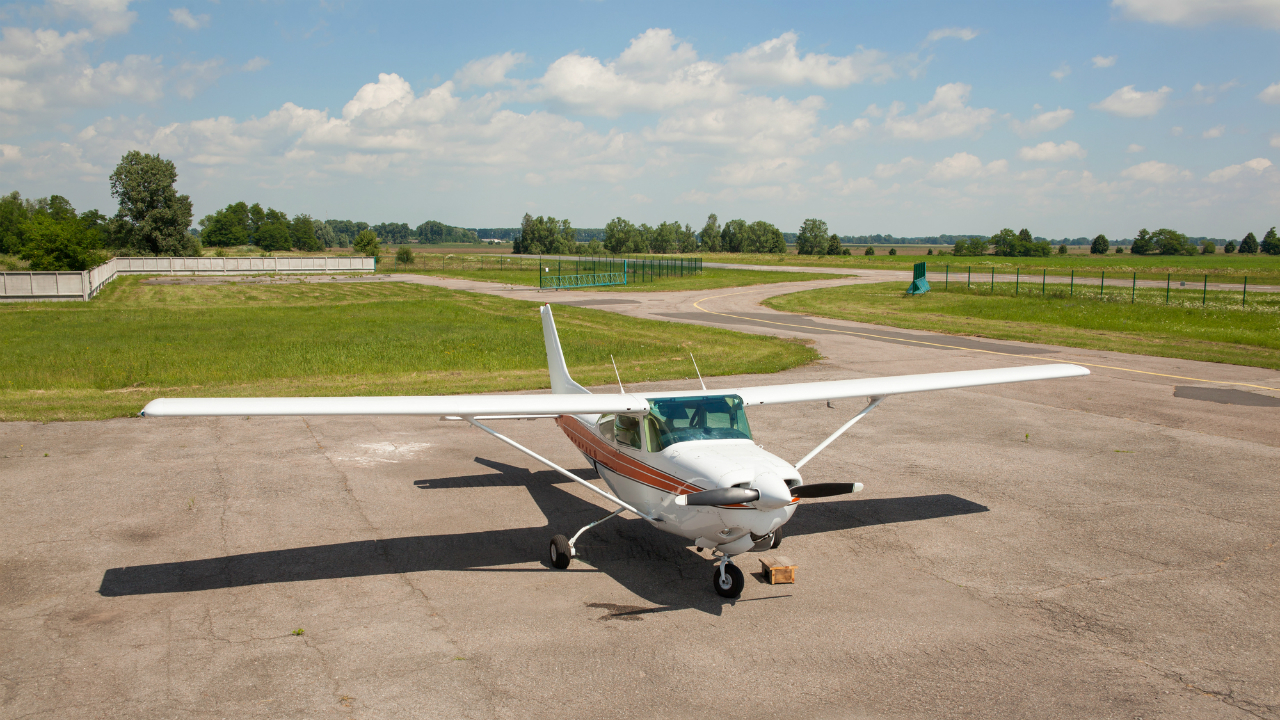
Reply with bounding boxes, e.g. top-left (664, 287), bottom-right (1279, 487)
top-left (691, 288), bottom-right (1280, 393)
